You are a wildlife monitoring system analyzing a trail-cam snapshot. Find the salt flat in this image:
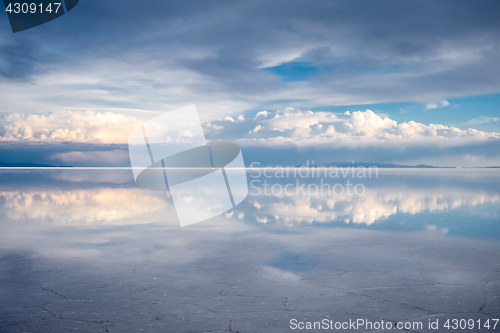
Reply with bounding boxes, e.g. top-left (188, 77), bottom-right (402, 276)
top-left (0, 169), bottom-right (499, 332)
